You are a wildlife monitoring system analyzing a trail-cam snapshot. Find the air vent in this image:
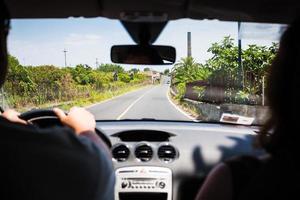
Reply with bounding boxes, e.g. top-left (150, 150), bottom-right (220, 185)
top-left (135, 144), bottom-right (153, 162)
top-left (112, 144), bottom-right (130, 162)
top-left (158, 145), bottom-right (178, 162)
